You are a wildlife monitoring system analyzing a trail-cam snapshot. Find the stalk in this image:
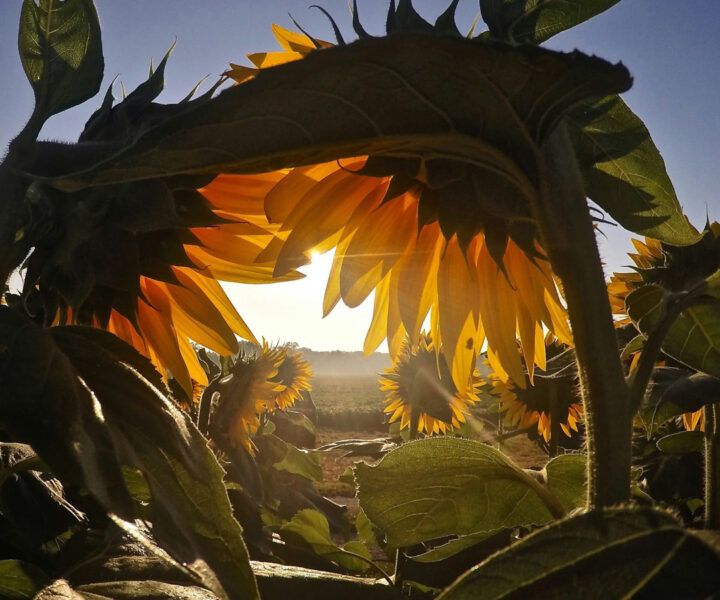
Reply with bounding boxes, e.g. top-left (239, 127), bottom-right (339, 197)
top-left (704, 403), bottom-right (720, 529)
top-left (533, 125), bottom-right (631, 508)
